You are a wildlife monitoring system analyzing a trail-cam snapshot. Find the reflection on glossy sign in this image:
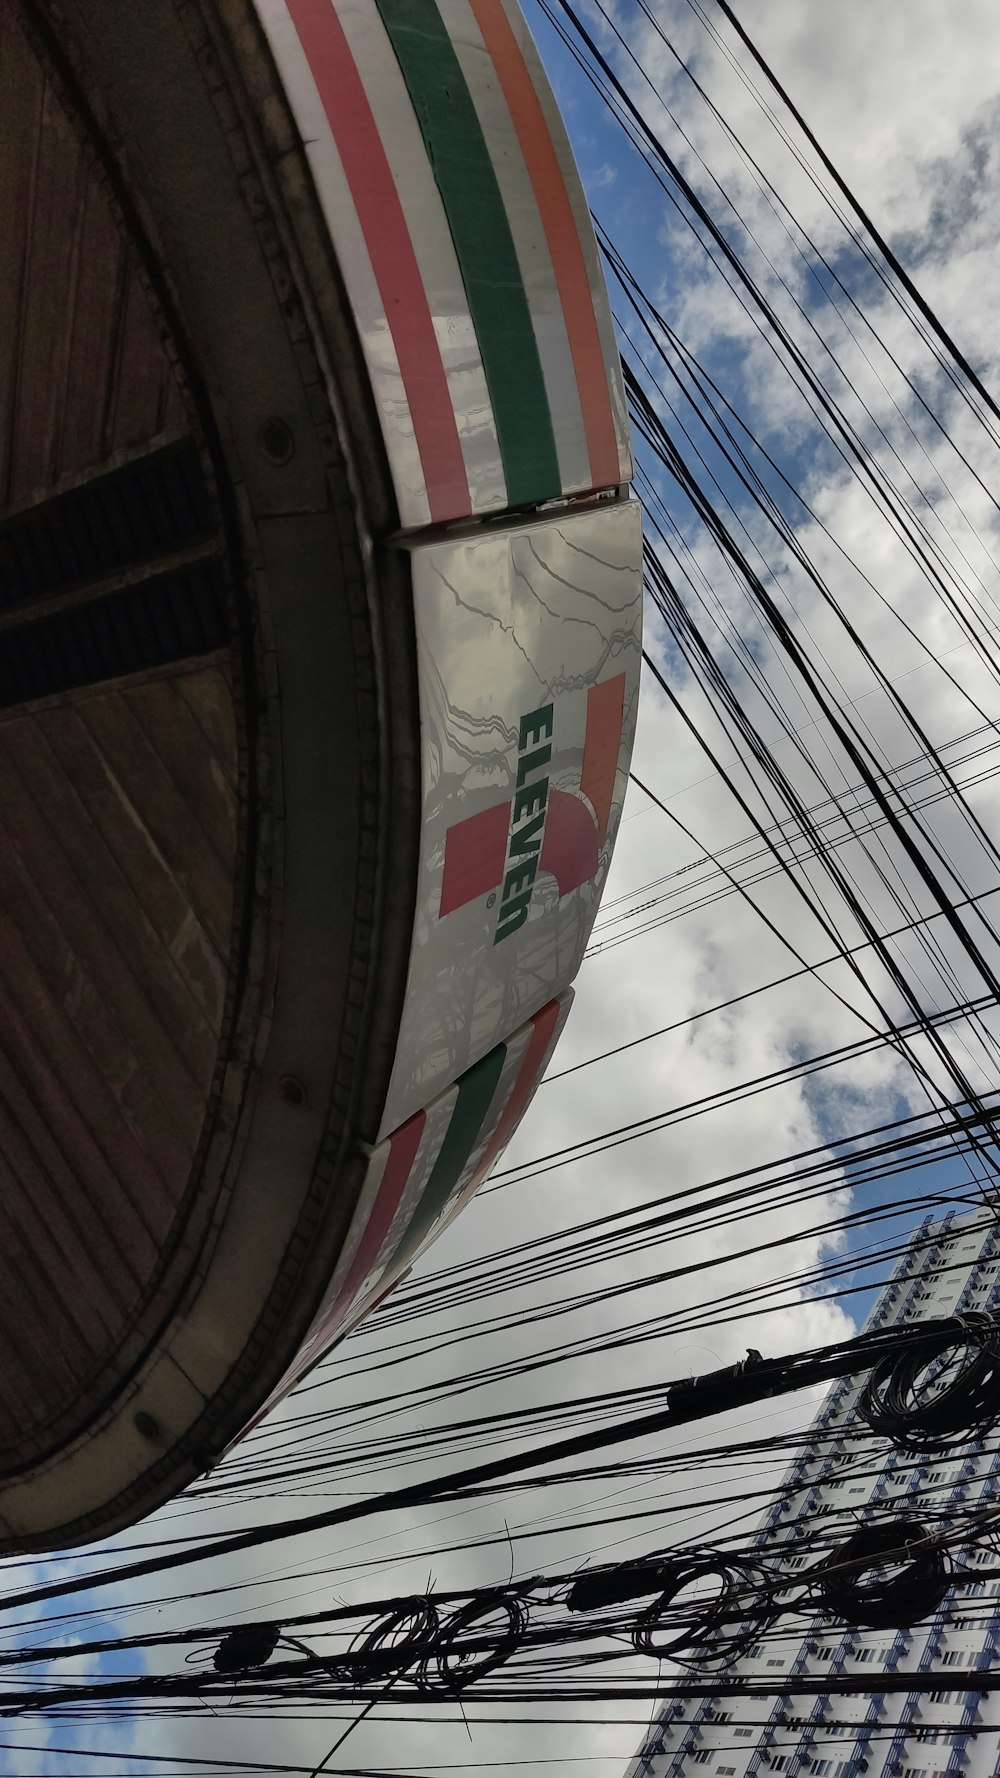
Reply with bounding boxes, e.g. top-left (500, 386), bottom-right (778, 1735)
top-left (440, 675), bottom-right (627, 943)
top-left (378, 498), bottom-right (642, 1139)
